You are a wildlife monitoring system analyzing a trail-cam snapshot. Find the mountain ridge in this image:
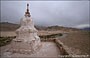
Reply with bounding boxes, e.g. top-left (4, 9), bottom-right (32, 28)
top-left (0, 22), bottom-right (82, 31)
